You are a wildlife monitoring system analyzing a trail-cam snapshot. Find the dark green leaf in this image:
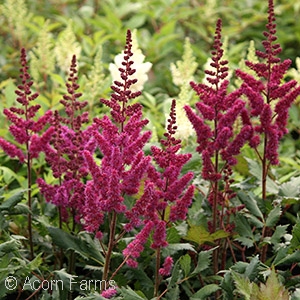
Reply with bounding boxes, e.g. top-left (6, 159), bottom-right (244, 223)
top-left (120, 286), bottom-right (146, 300)
top-left (245, 255), bottom-right (260, 281)
top-left (270, 225), bottom-right (288, 245)
top-left (0, 191), bottom-right (25, 211)
top-left (190, 284), bottom-right (220, 299)
top-left (290, 222), bottom-right (300, 250)
top-left (168, 259), bottom-right (182, 289)
top-left (192, 248), bottom-right (215, 275)
top-left (48, 227), bottom-right (104, 265)
top-left (237, 191), bottom-right (263, 219)
top-left (235, 214), bottom-right (253, 237)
